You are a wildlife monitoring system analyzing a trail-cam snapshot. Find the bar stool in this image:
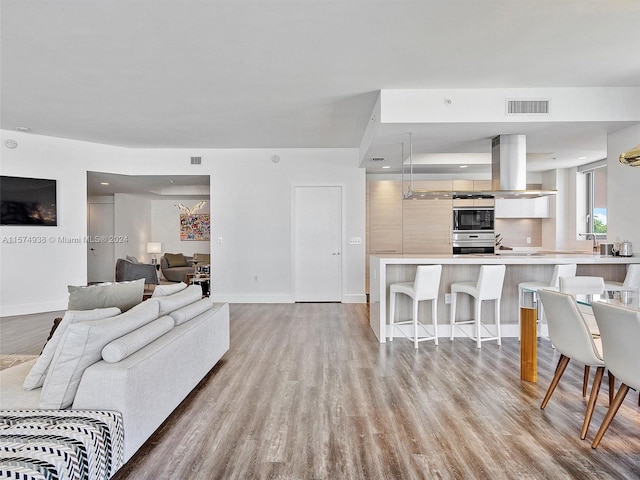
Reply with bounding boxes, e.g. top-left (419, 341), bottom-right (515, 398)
top-left (517, 263), bottom-right (577, 340)
top-left (604, 264), bottom-right (640, 293)
top-left (388, 265), bottom-right (442, 349)
top-left (450, 264), bottom-right (506, 349)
